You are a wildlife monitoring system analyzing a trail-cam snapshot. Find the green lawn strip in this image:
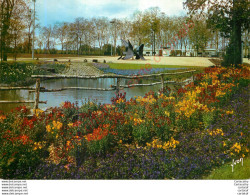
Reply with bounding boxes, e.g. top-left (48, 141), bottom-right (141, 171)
top-left (108, 63), bottom-right (204, 70)
top-left (204, 156), bottom-right (250, 180)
